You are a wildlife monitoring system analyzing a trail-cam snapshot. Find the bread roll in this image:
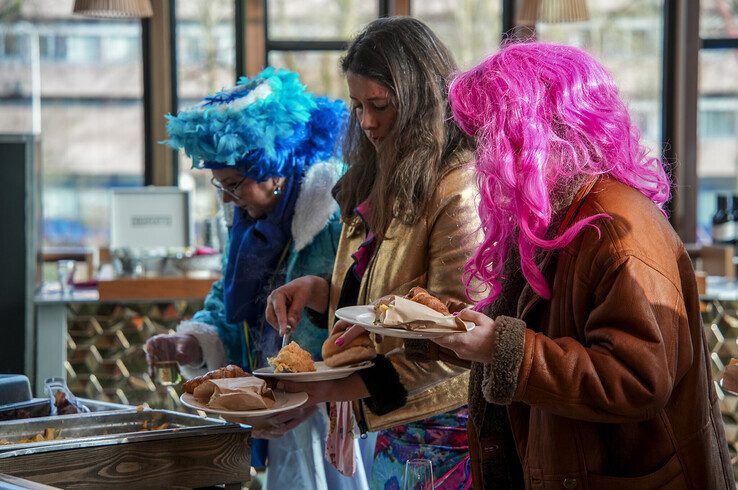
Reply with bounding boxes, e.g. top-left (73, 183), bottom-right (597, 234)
top-left (321, 331), bottom-right (376, 368)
